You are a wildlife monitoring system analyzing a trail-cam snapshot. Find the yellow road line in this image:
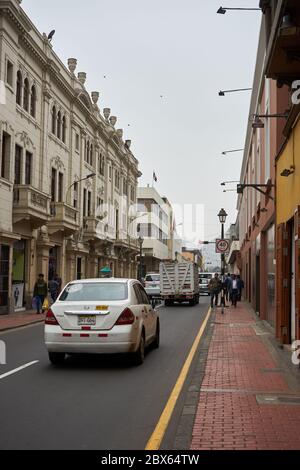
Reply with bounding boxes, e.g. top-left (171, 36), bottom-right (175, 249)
top-left (145, 307), bottom-right (212, 450)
